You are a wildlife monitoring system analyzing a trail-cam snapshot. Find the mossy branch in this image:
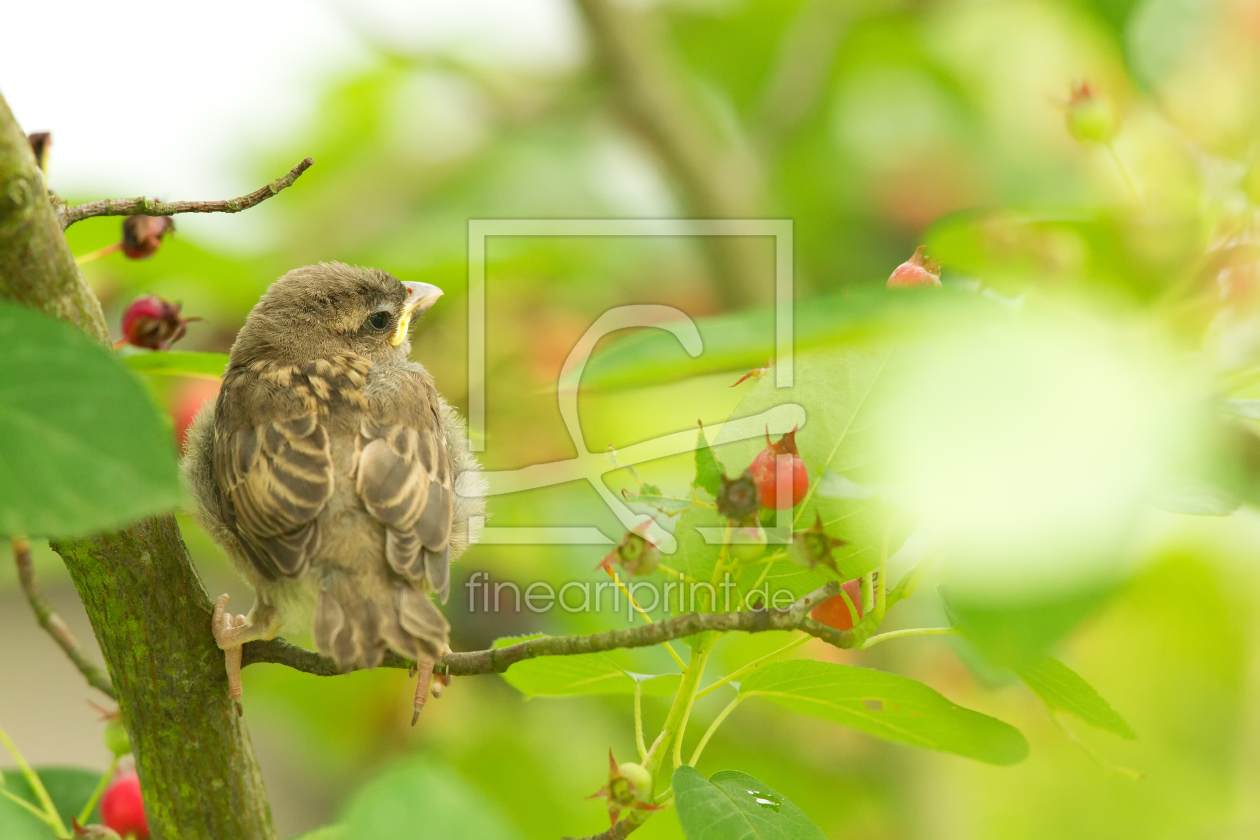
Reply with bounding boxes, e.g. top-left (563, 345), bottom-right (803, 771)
top-left (57, 158), bottom-right (314, 229)
top-left (243, 581), bottom-right (851, 678)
